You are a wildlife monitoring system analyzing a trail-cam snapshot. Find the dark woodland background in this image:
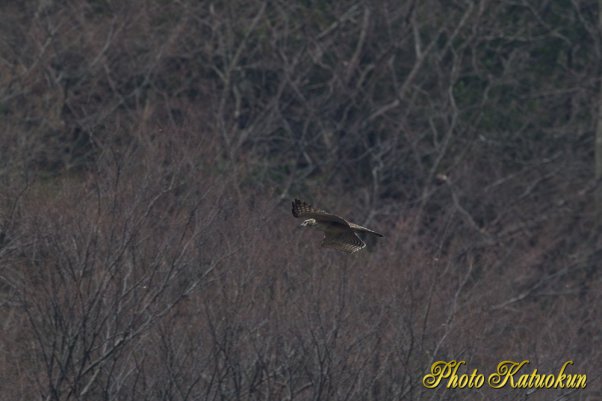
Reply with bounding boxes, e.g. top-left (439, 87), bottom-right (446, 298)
top-left (0, 1), bottom-right (601, 400)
